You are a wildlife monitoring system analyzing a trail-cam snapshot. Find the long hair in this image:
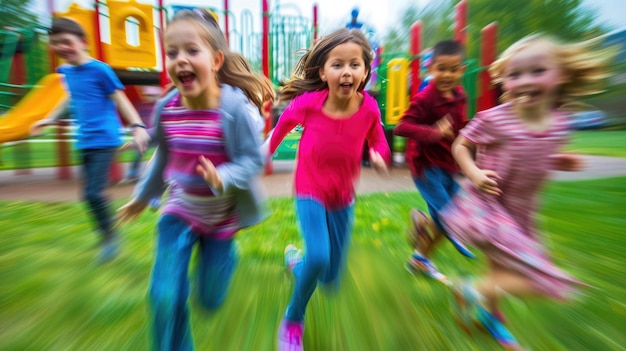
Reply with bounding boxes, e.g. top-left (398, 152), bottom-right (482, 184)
top-left (279, 28), bottom-right (374, 102)
top-left (489, 33), bottom-right (615, 105)
top-left (167, 10), bottom-right (275, 112)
